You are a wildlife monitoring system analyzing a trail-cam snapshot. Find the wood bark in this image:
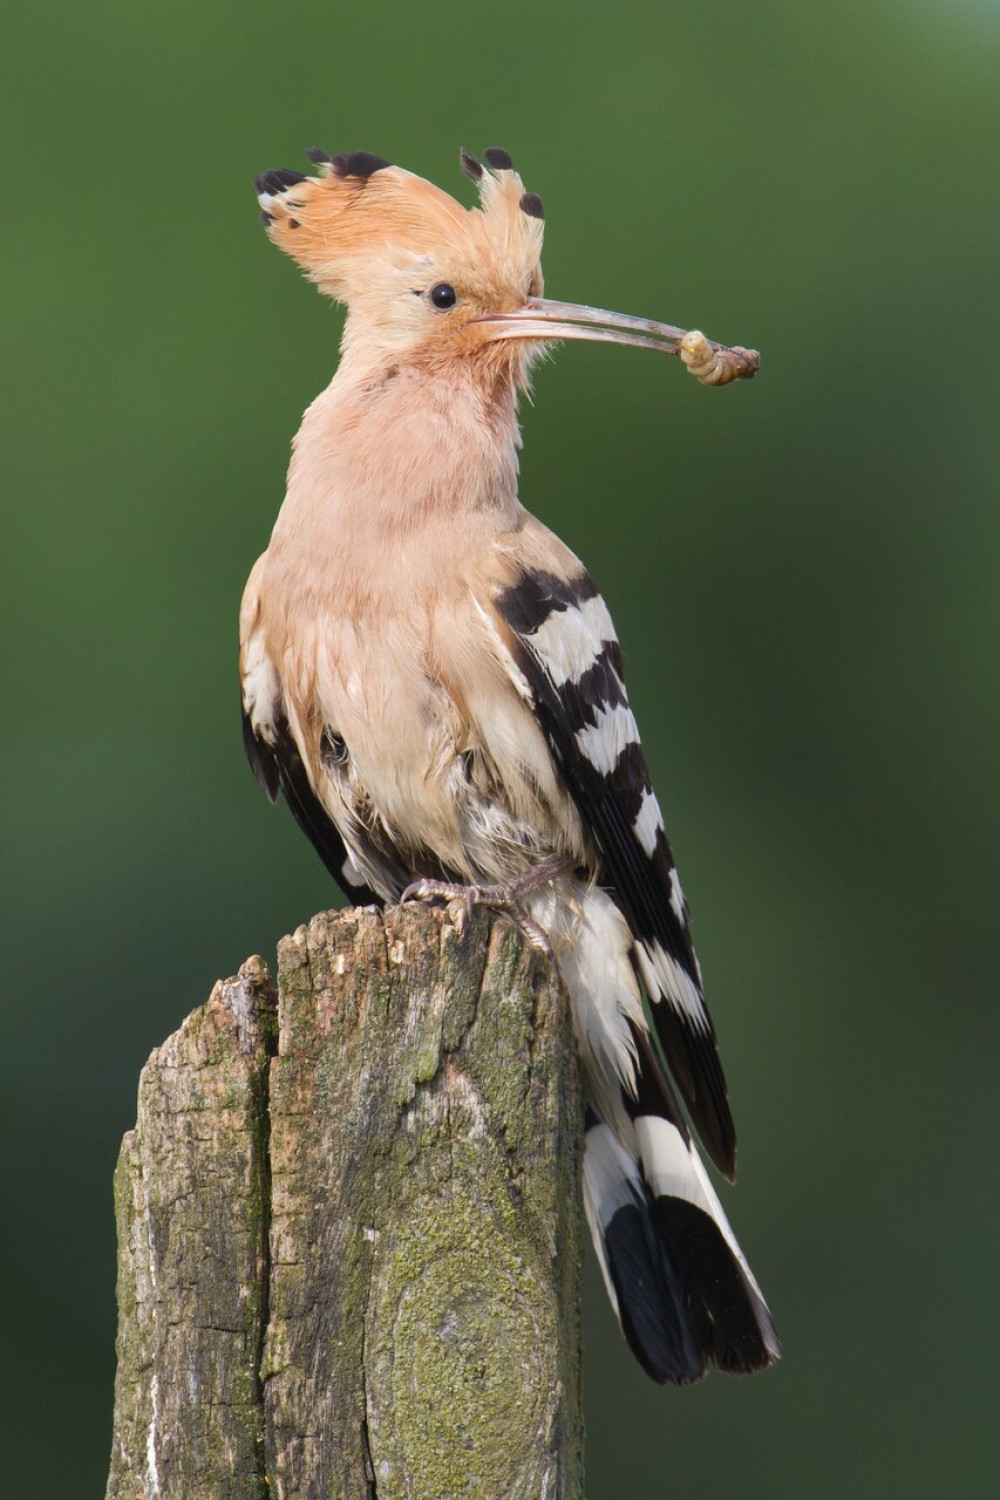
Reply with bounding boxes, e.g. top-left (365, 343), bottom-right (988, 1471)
top-left (106, 903), bottom-right (584, 1500)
